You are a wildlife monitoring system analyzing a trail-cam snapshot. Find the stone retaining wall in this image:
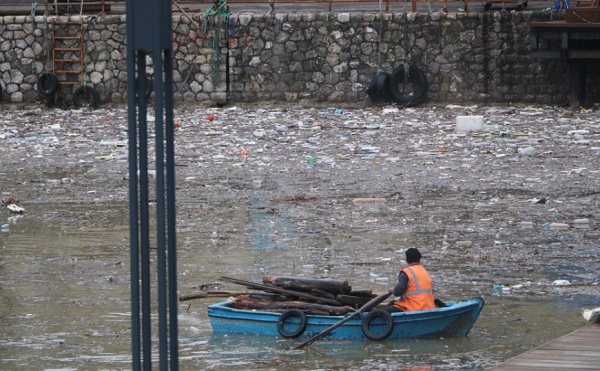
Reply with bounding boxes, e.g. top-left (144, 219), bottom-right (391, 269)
top-left (0, 11), bottom-right (598, 106)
